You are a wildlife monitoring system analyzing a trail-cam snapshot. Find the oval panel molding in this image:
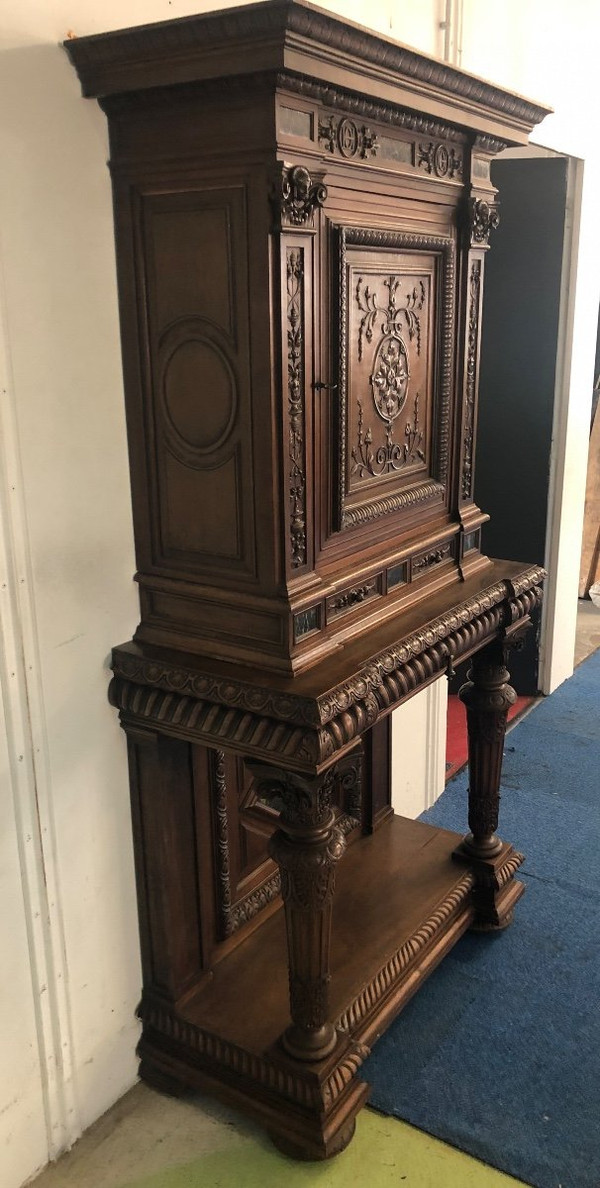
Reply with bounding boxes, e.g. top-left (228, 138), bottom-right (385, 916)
top-left (159, 320), bottom-right (238, 468)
